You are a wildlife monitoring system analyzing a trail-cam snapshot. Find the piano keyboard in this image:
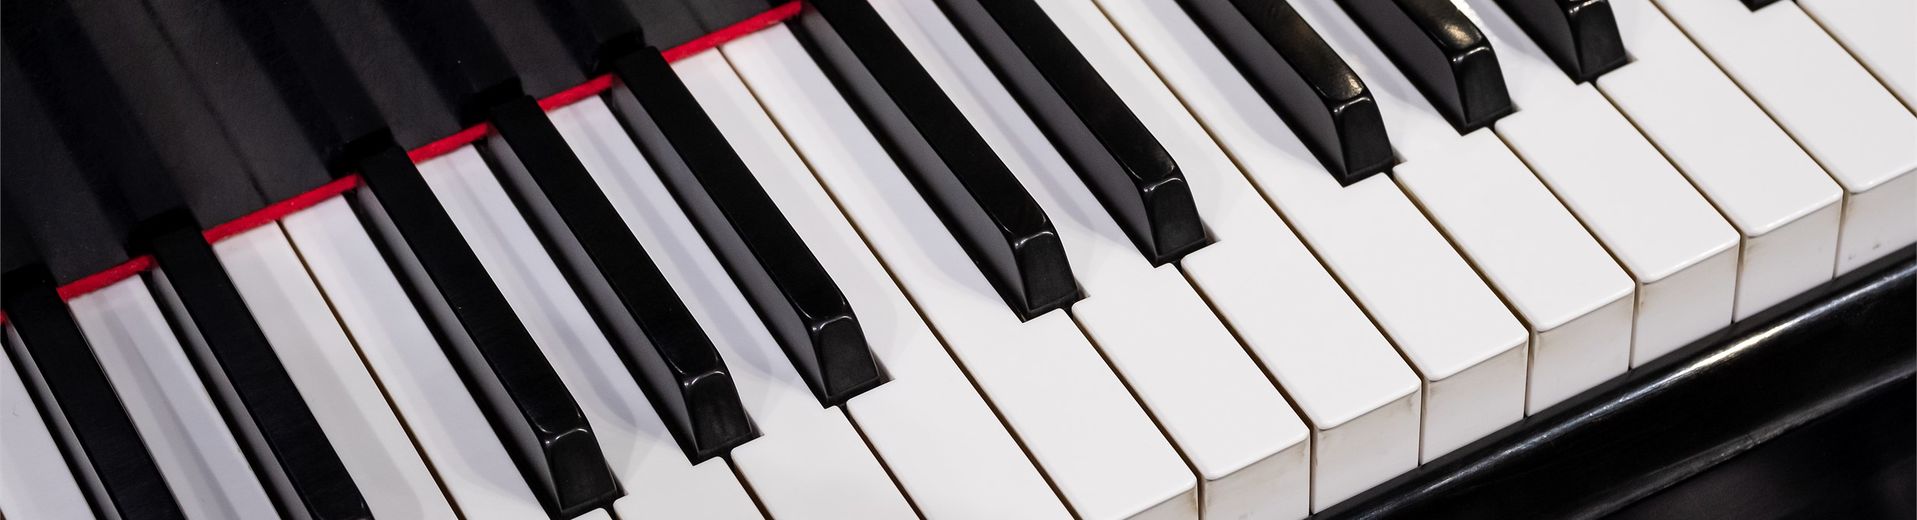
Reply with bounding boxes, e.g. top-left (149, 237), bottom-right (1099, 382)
top-left (0, 0), bottom-right (1909, 518)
